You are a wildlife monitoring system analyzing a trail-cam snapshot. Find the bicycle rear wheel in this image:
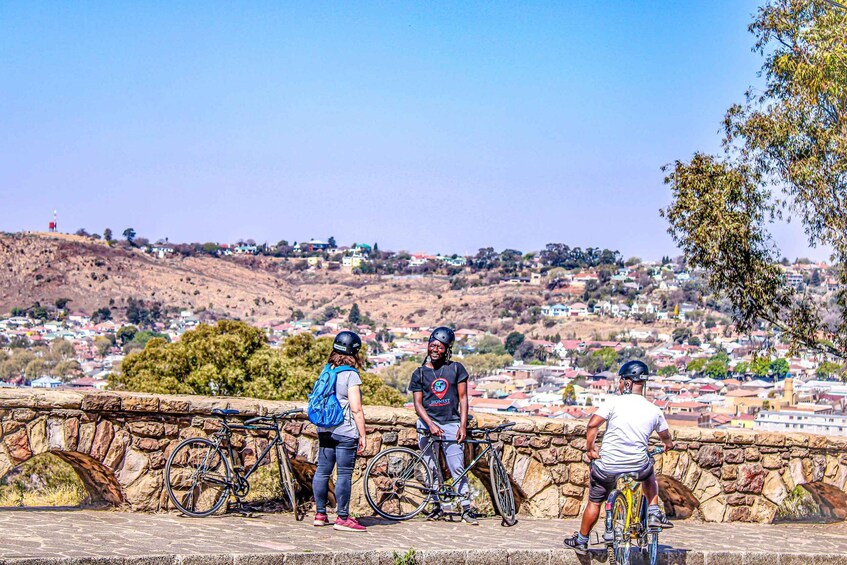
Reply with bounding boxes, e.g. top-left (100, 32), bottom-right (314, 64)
top-left (645, 531), bottom-right (659, 565)
top-left (364, 447), bottom-right (432, 521)
top-left (489, 454), bottom-right (517, 526)
top-left (606, 490), bottom-right (631, 565)
top-left (165, 437), bottom-right (231, 517)
top-left (276, 442), bottom-right (300, 520)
